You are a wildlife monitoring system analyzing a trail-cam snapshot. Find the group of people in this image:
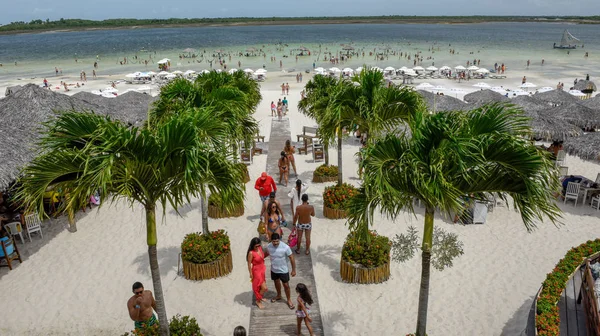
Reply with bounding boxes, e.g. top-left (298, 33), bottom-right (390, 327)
top-left (251, 172), bottom-right (316, 335)
top-left (270, 97), bottom-right (289, 120)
